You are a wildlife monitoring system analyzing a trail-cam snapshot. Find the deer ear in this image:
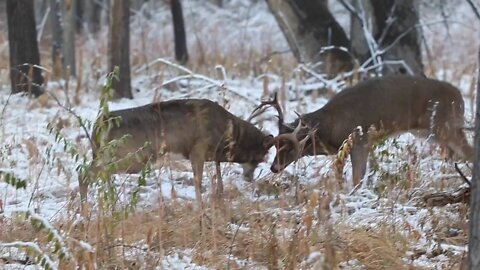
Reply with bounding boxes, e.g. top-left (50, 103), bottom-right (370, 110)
top-left (263, 135), bottom-right (275, 148)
